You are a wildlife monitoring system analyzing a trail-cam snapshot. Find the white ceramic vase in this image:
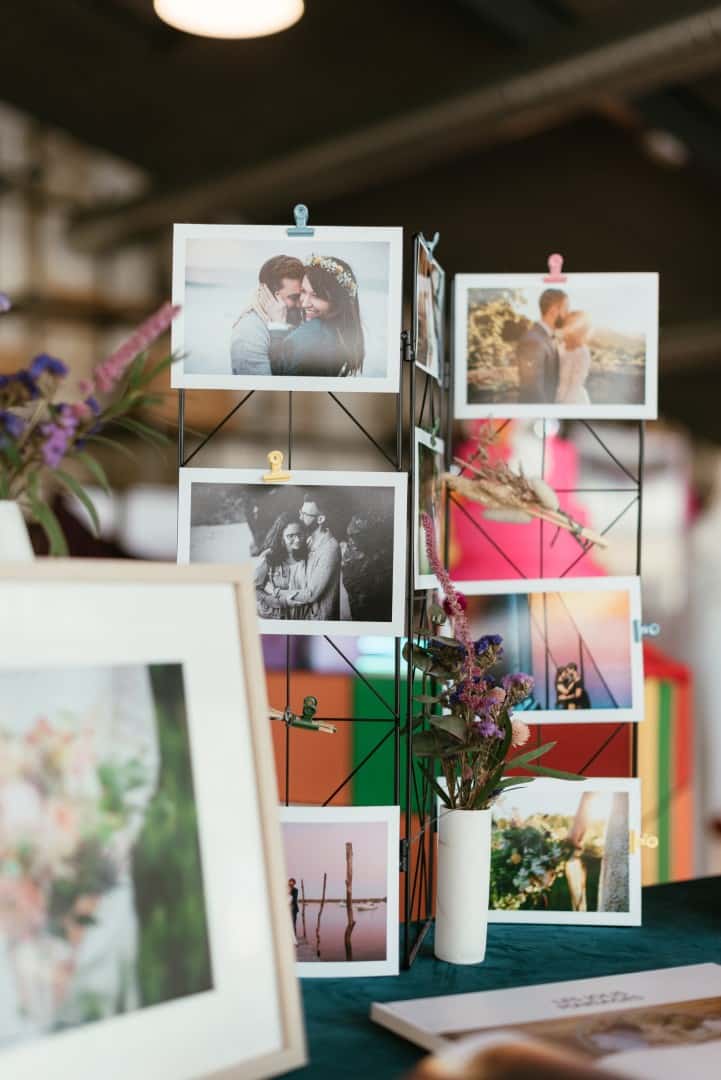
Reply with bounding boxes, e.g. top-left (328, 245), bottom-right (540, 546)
top-left (0, 500), bottom-right (34, 561)
top-left (435, 808), bottom-right (491, 964)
